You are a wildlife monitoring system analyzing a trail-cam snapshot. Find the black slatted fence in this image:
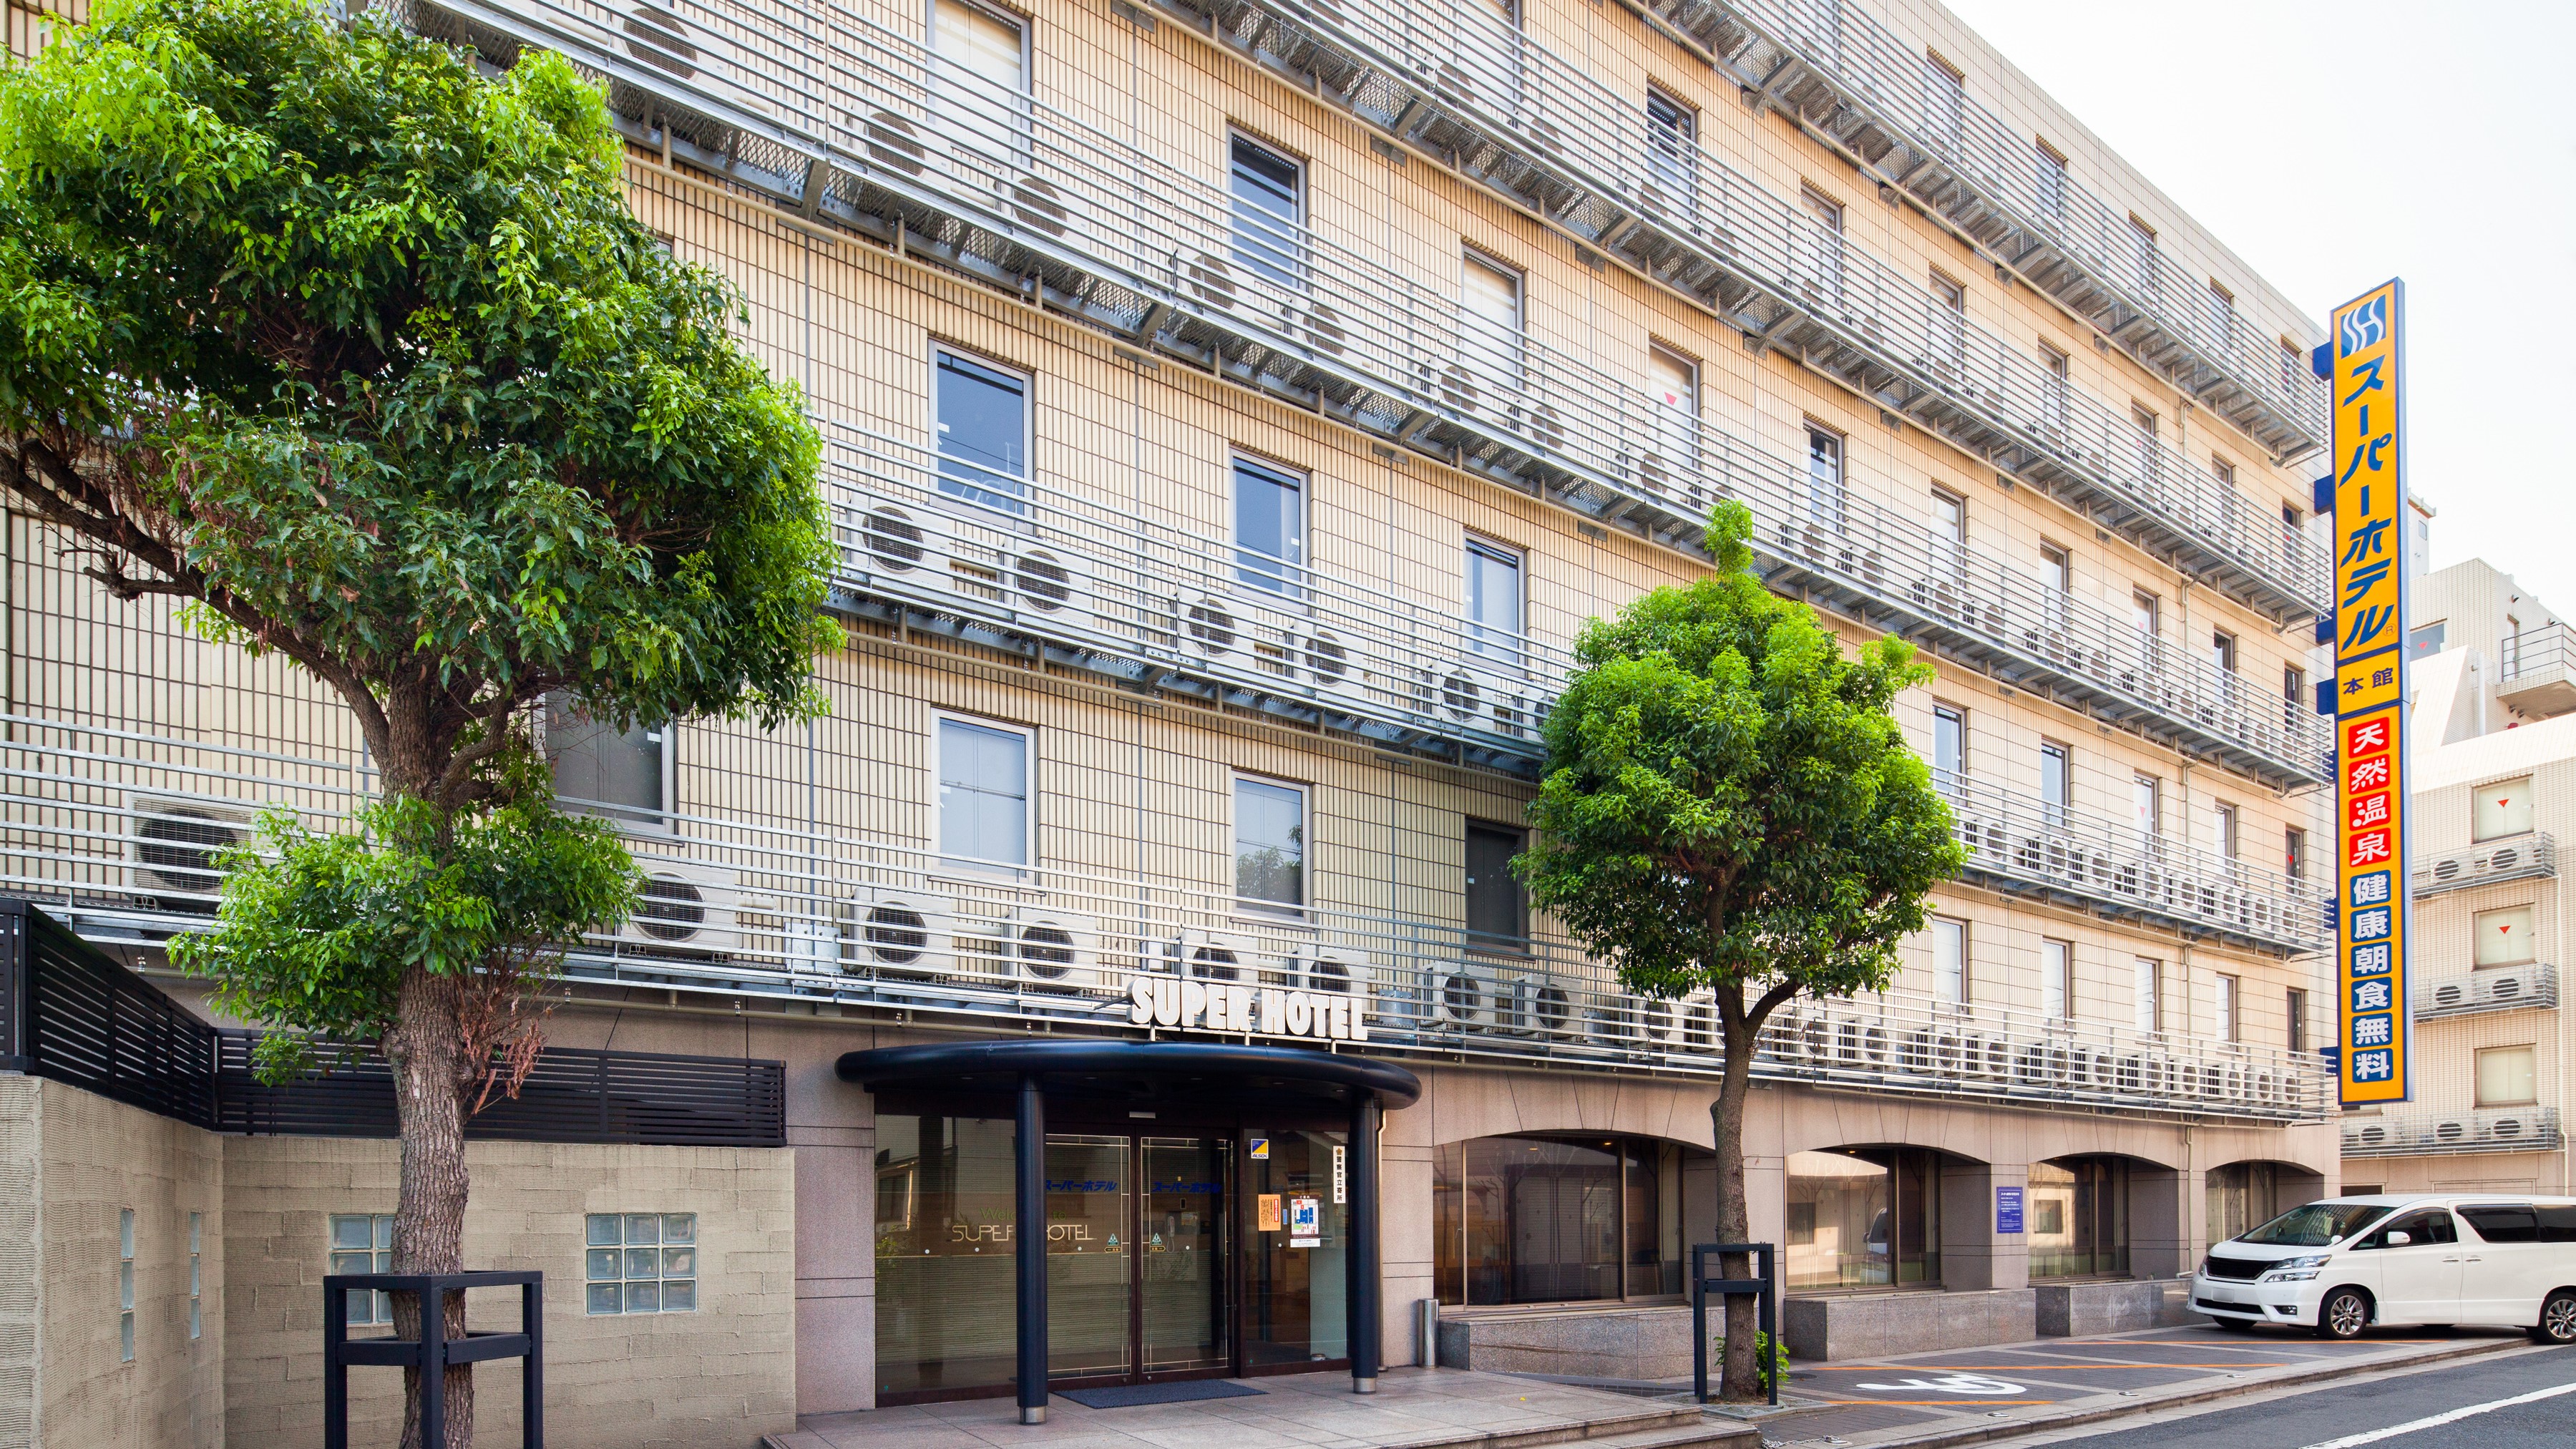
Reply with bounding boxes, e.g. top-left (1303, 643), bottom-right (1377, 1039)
top-left (0, 897), bottom-right (784, 1148)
